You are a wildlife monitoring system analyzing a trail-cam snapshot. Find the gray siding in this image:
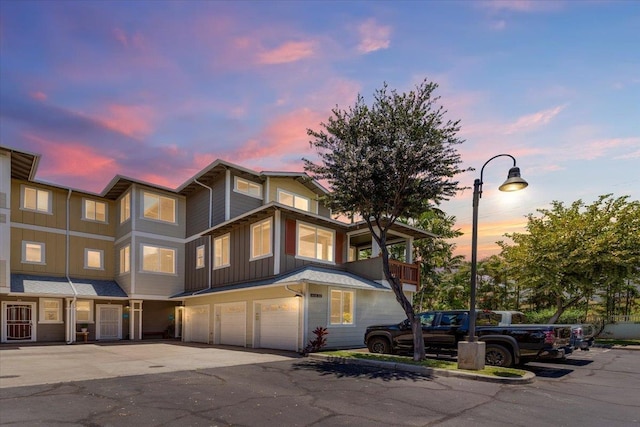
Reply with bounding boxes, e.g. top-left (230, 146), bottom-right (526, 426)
top-left (318, 203), bottom-right (331, 218)
top-left (212, 178), bottom-right (226, 225)
top-left (134, 186), bottom-right (186, 239)
top-left (230, 175), bottom-right (262, 218)
top-left (186, 187), bottom-right (211, 237)
top-left (185, 236), bottom-right (209, 292)
top-left (134, 237), bottom-right (185, 297)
